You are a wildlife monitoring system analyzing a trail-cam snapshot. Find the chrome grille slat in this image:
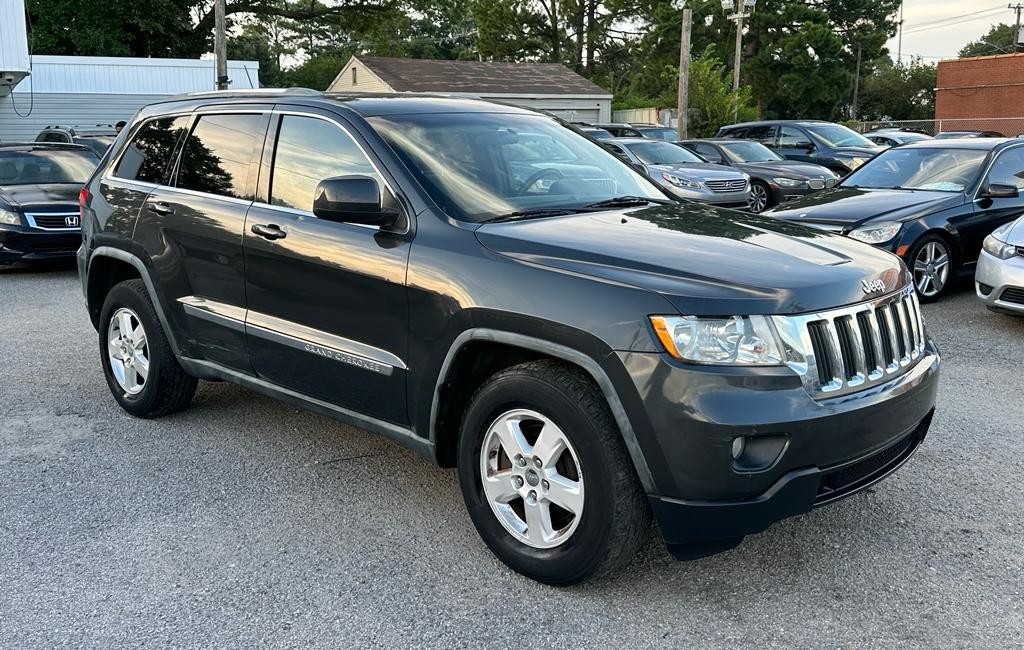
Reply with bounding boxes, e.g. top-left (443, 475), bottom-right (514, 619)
top-left (772, 285), bottom-right (926, 399)
top-left (704, 179), bottom-right (748, 193)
